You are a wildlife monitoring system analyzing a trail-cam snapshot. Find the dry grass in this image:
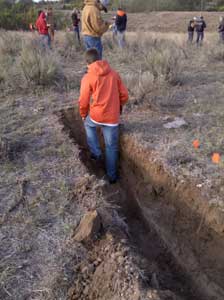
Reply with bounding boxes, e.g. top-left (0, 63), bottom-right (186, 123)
top-left (1, 16), bottom-right (224, 299)
top-left (104, 33), bottom-right (185, 107)
top-left (0, 31), bottom-right (68, 92)
top-left (55, 31), bottom-right (83, 61)
top-left (205, 43), bottom-right (224, 61)
top-left (20, 38), bottom-right (64, 87)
